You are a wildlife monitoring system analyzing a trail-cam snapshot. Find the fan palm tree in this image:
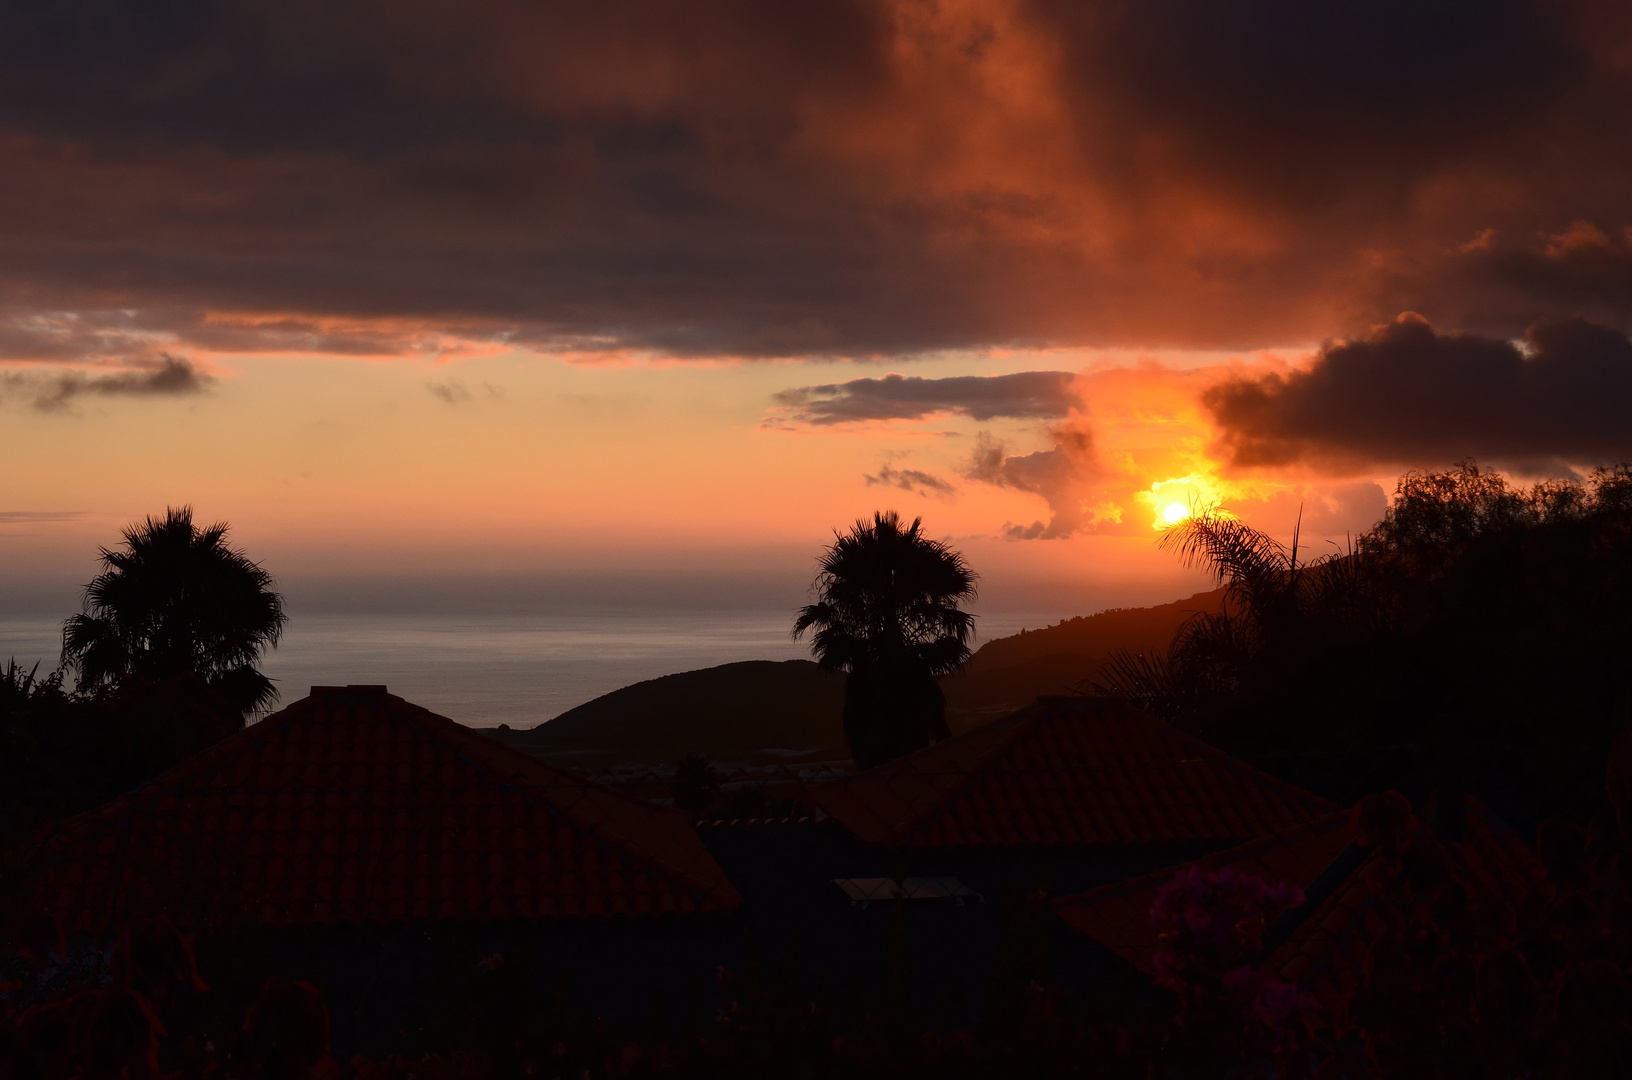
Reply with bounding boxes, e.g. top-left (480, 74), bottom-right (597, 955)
top-left (61, 507), bottom-right (286, 748)
top-left (794, 511), bottom-right (976, 770)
